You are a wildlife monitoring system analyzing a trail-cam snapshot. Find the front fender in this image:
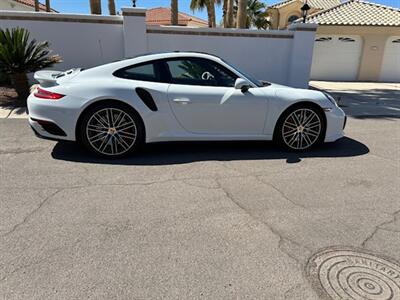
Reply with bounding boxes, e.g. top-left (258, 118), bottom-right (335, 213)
top-left (264, 88), bottom-right (332, 136)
